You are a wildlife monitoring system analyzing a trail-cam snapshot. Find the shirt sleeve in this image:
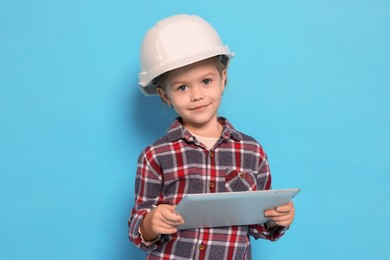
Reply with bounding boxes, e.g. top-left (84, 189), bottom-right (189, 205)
top-left (247, 145), bottom-right (289, 241)
top-left (128, 149), bottom-right (165, 252)
top-left (248, 222), bottom-right (290, 241)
